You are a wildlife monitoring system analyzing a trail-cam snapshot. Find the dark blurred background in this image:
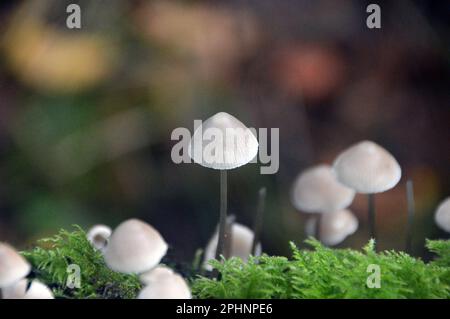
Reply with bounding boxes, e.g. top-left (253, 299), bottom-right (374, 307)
top-left (0, 0), bottom-right (448, 262)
